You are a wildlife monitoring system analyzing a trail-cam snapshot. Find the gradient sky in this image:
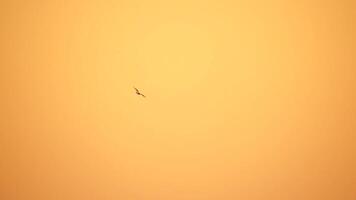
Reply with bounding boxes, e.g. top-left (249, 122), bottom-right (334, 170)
top-left (1, 0), bottom-right (355, 200)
